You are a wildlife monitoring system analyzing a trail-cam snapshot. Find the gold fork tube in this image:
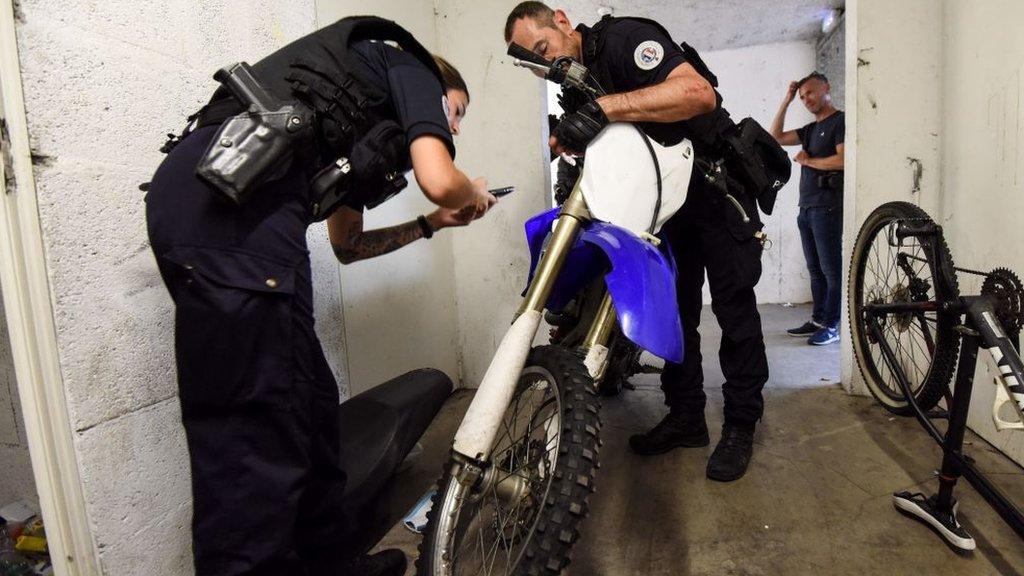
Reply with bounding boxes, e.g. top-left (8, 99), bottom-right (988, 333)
top-left (582, 292), bottom-right (617, 350)
top-left (517, 186), bottom-right (590, 316)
